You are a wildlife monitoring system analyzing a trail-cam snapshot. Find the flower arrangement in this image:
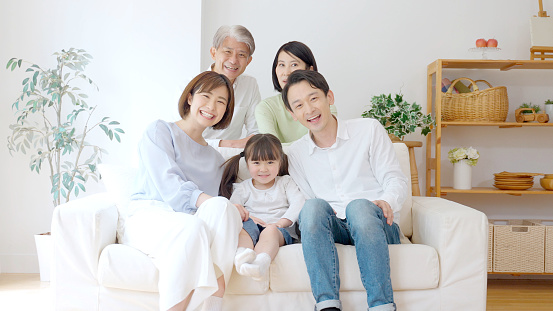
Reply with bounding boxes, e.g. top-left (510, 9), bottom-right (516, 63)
top-left (361, 93), bottom-right (434, 139)
top-left (448, 147), bottom-right (479, 166)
